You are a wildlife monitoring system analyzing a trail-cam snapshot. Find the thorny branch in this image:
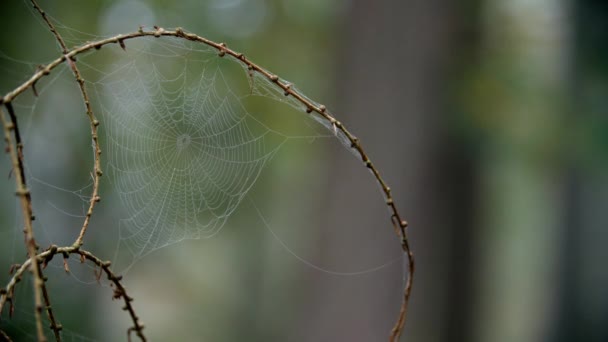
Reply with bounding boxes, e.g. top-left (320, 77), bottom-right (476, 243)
top-left (0, 103), bottom-right (46, 342)
top-left (0, 22), bottom-right (413, 342)
top-left (30, 0), bottom-right (103, 249)
top-left (0, 247), bottom-right (146, 342)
